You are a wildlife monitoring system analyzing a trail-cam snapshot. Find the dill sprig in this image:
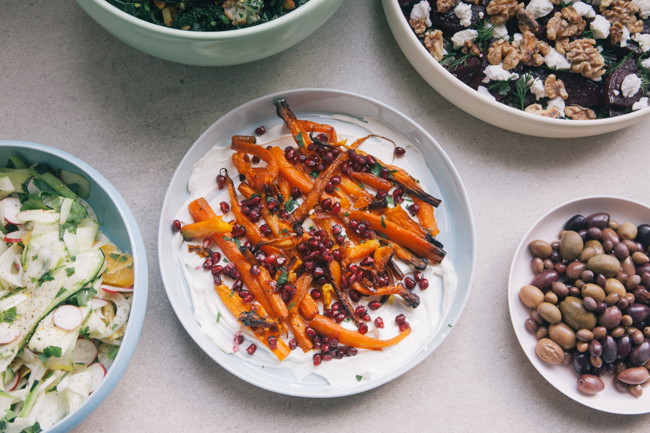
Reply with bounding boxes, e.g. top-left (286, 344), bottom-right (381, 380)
top-left (439, 51), bottom-right (473, 68)
top-left (515, 73), bottom-right (533, 110)
top-left (488, 78), bottom-right (514, 96)
top-left (604, 51), bottom-right (634, 76)
top-left (475, 20), bottom-right (495, 50)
